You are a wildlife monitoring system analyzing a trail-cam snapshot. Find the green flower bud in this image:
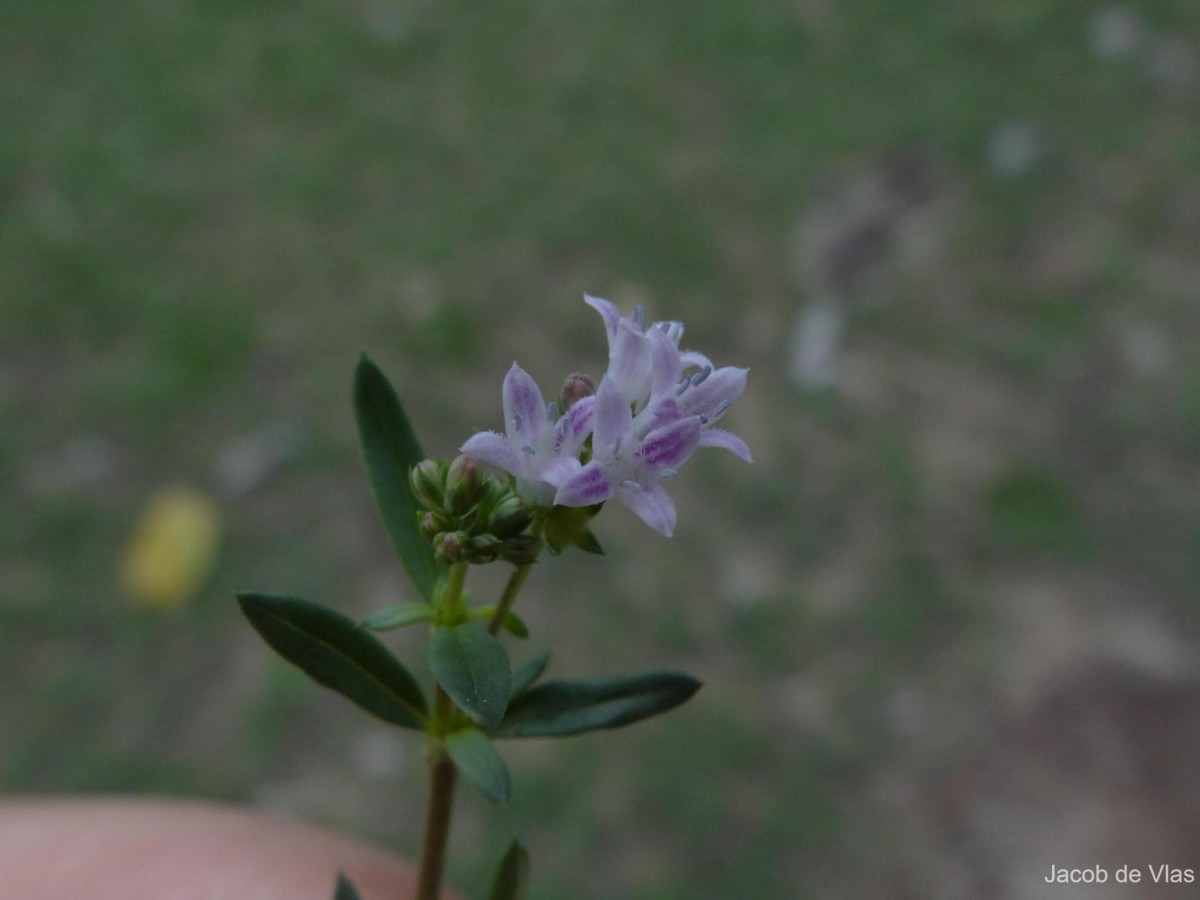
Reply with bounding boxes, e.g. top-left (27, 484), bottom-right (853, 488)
top-left (560, 372), bottom-right (596, 410)
top-left (418, 511), bottom-right (449, 542)
top-left (501, 534), bottom-right (544, 566)
top-left (465, 533), bottom-right (503, 564)
top-left (487, 494), bottom-right (533, 539)
top-left (410, 459), bottom-right (446, 511)
top-left (433, 530), bottom-right (469, 565)
top-left (444, 454), bottom-right (482, 516)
